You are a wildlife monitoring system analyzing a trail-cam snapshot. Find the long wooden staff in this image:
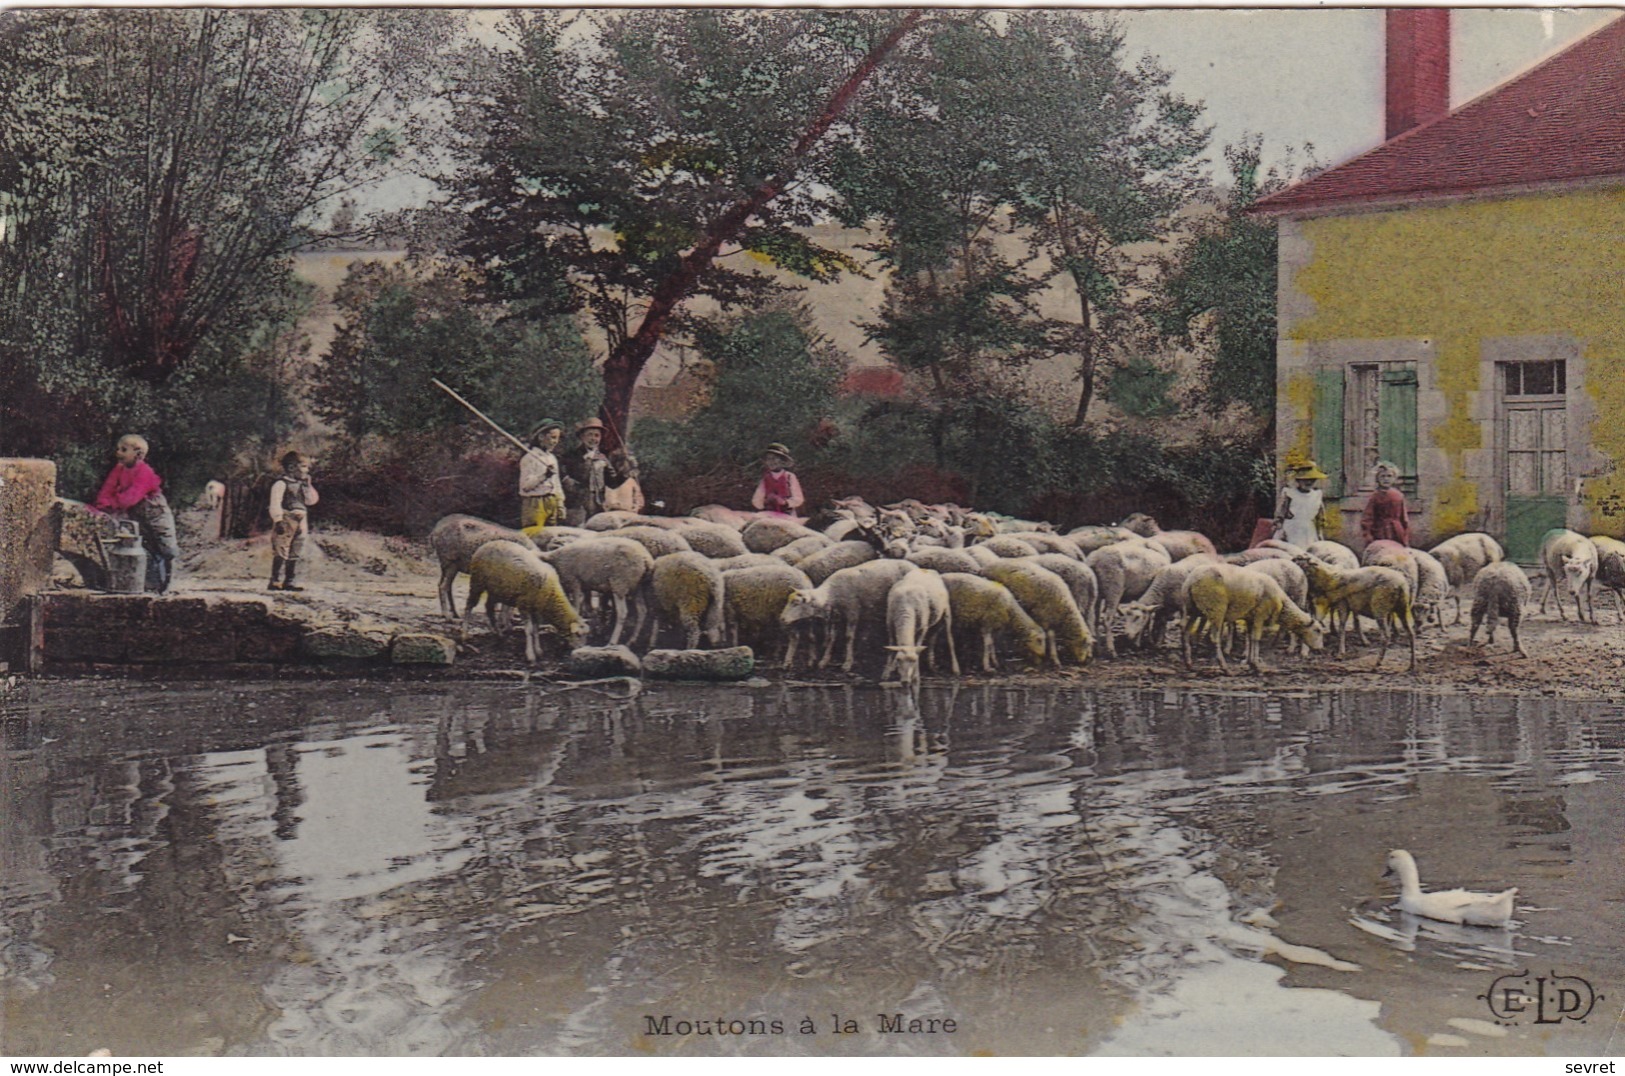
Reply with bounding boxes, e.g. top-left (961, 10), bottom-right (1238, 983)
top-left (432, 378), bottom-right (531, 454)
